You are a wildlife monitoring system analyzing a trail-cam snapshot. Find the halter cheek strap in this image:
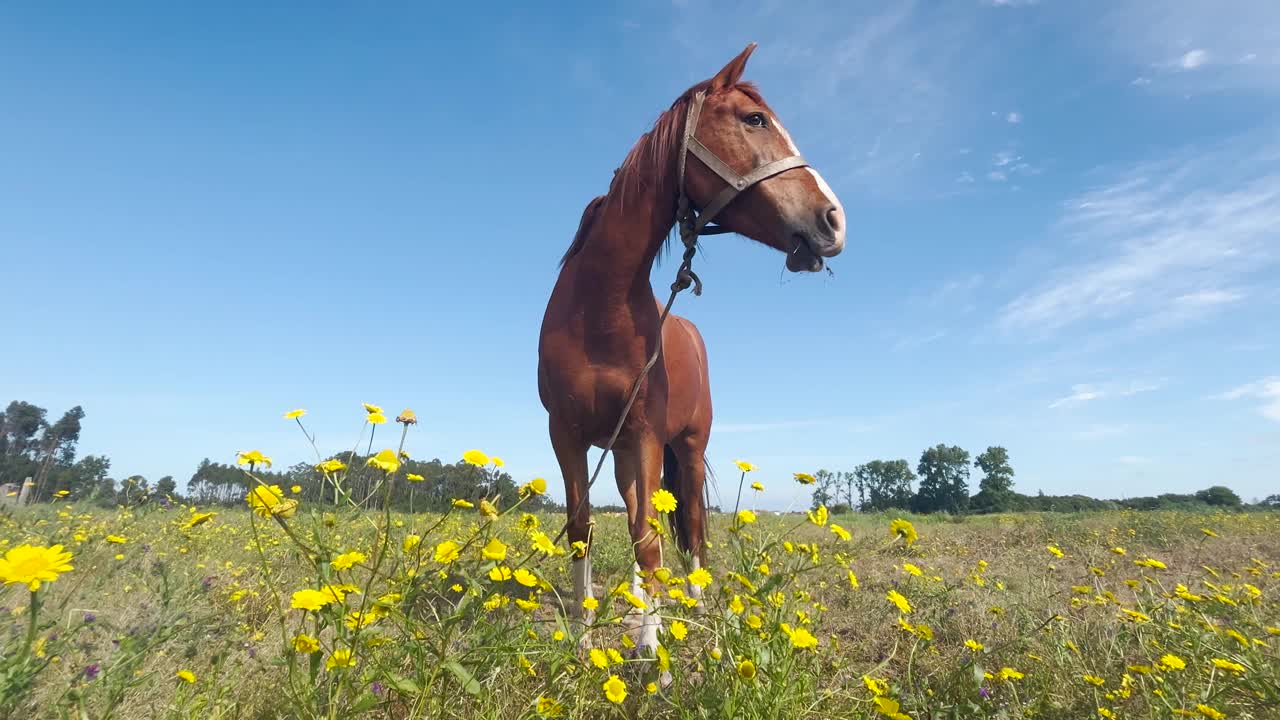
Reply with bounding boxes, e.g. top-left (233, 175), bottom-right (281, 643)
top-left (675, 90), bottom-right (810, 239)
